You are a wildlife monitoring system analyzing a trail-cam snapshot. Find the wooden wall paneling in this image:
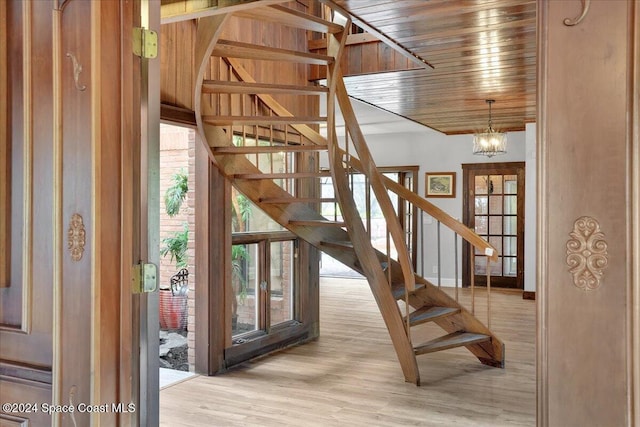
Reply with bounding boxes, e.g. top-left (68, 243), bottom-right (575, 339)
top-left (159, 20), bottom-right (196, 110)
top-left (160, 22), bottom-right (177, 106)
top-left (176, 21), bottom-right (195, 109)
top-left (378, 42), bottom-right (393, 71)
top-left (360, 41), bottom-right (377, 74)
top-left (538, 1), bottom-right (637, 425)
